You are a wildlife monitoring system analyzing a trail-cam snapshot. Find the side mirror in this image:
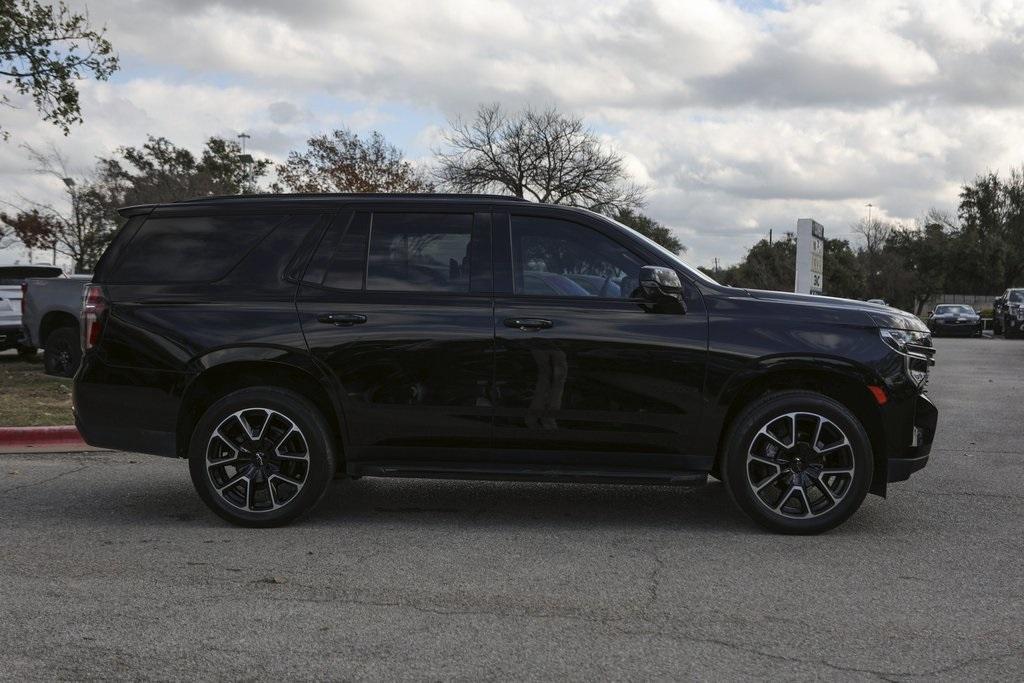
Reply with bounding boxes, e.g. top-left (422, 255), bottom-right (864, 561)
top-left (638, 265), bottom-right (686, 313)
